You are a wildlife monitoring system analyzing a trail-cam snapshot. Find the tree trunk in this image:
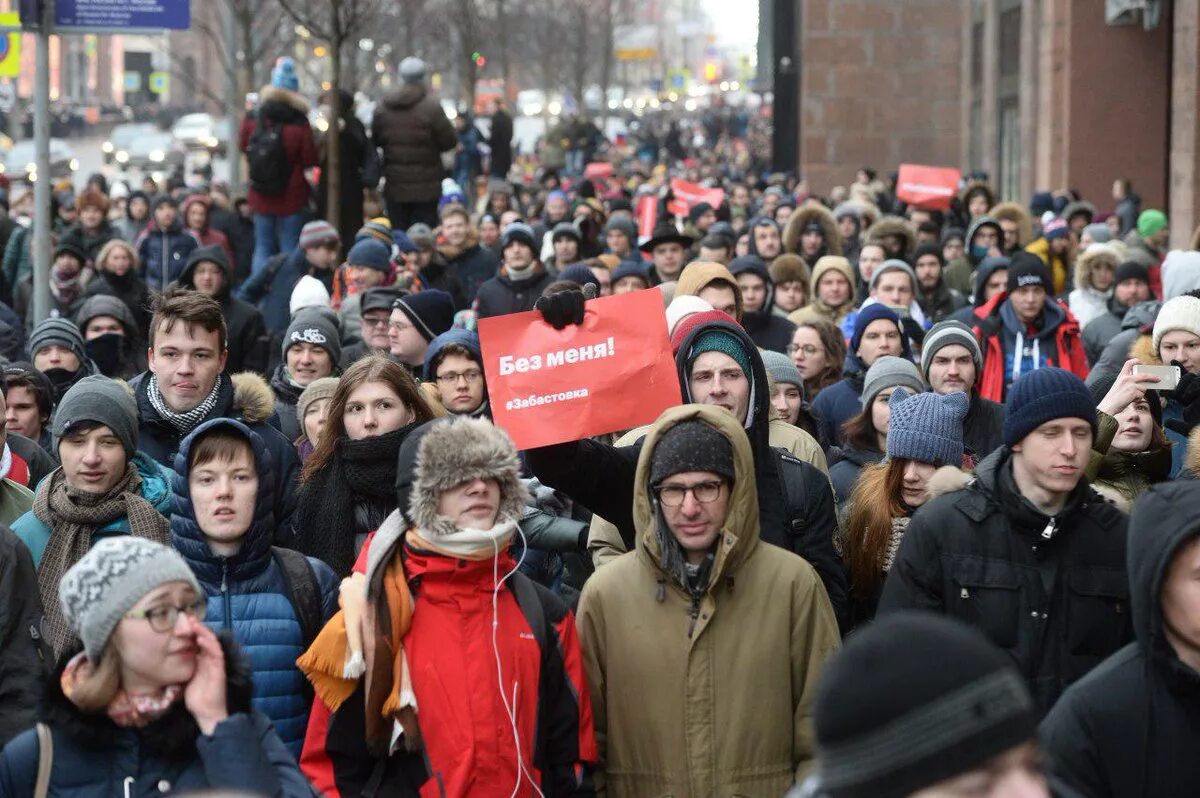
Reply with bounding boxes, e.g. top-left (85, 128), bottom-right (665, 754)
top-left (327, 44), bottom-right (342, 237)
